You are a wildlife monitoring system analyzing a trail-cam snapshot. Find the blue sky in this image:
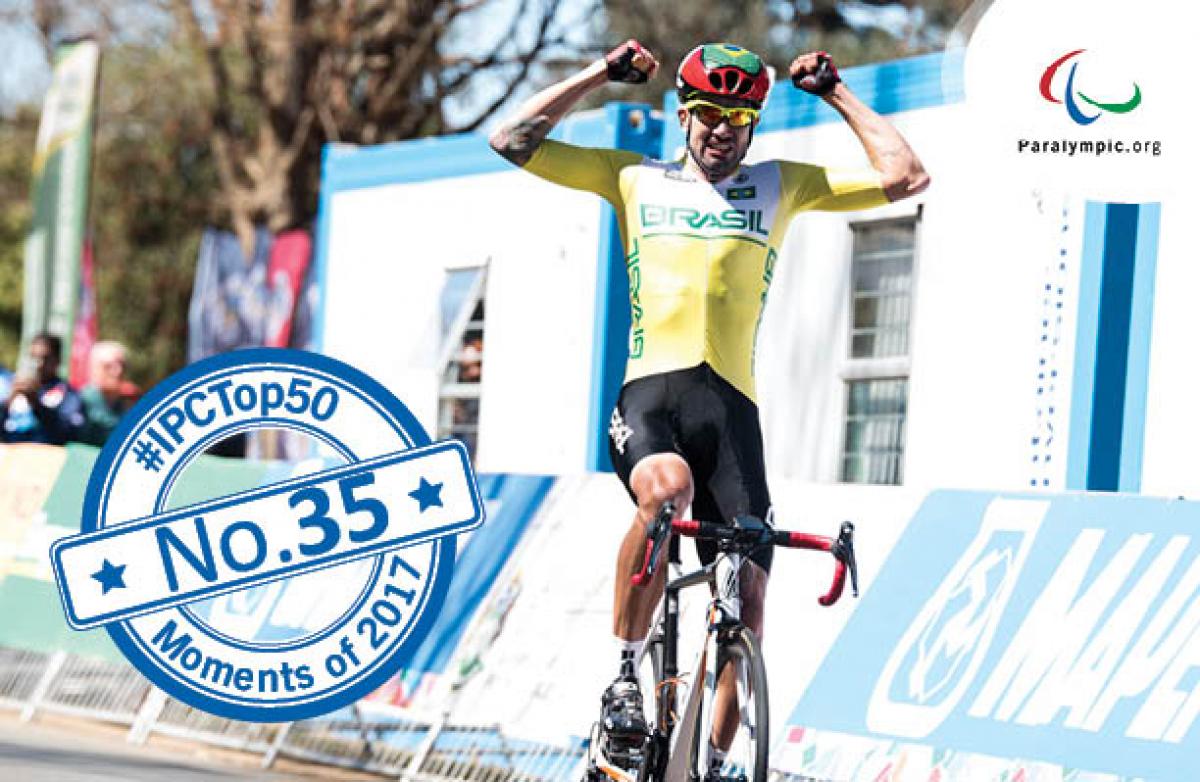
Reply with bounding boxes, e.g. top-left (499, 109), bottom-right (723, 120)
top-left (0, 16), bottom-right (51, 111)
